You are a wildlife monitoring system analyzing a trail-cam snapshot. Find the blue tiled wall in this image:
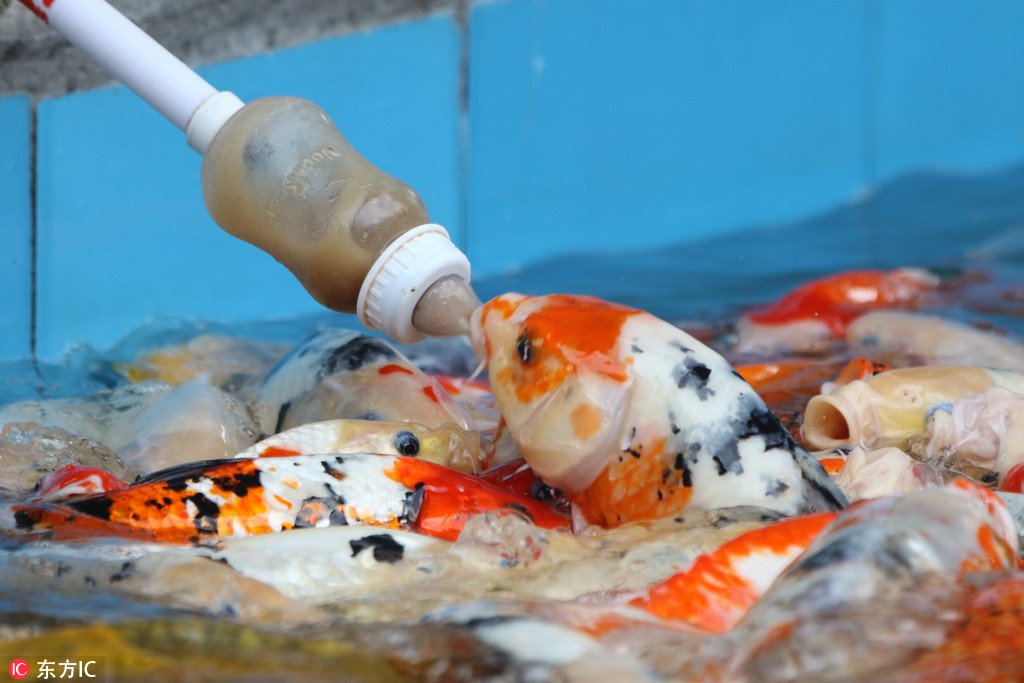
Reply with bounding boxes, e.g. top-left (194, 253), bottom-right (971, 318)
top-left (0, 95), bottom-right (32, 359)
top-left (12, 0), bottom-right (1024, 359)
